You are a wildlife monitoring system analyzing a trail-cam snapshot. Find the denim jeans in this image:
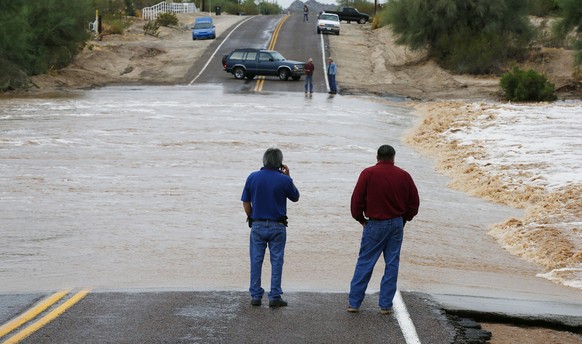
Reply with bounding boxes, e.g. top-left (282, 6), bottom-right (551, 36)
top-left (249, 221), bottom-right (287, 300)
top-left (328, 74), bottom-right (336, 93)
top-left (348, 217), bottom-right (403, 309)
top-left (305, 74), bottom-right (313, 93)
